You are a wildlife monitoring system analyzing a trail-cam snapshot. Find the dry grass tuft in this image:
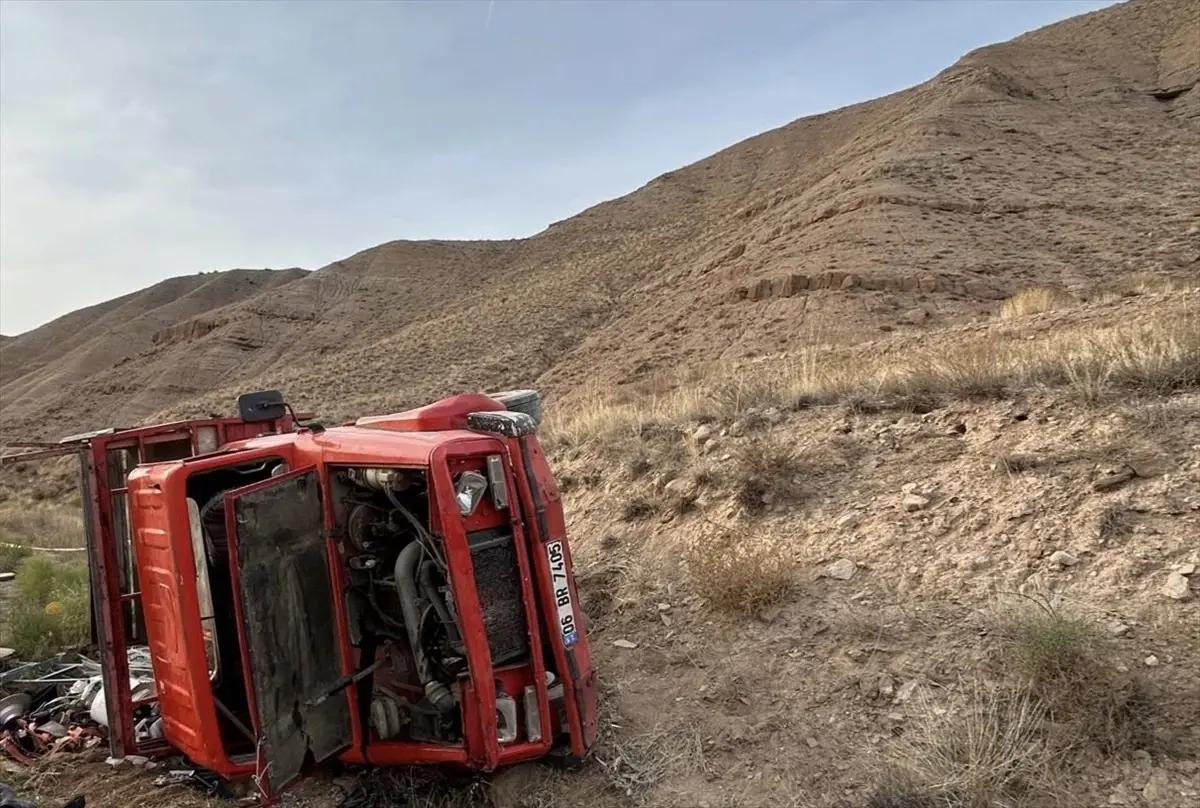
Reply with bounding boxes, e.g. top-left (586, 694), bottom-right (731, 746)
top-left (1091, 273), bottom-right (1189, 300)
top-left (878, 599), bottom-right (1166, 806)
top-left (865, 776), bottom-right (940, 808)
top-left (682, 521), bottom-right (795, 614)
top-left (620, 496), bottom-right (658, 522)
top-left (332, 766), bottom-right (500, 808)
top-left (999, 287), bottom-right (1074, 319)
top-left (1096, 501), bottom-right (1135, 542)
top-left (0, 500), bottom-right (85, 549)
top-left (594, 723), bottom-right (706, 804)
top-left (726, 435), bottom-right (810, 516)
top-left (889, 680), bottom-right (1050, 808)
